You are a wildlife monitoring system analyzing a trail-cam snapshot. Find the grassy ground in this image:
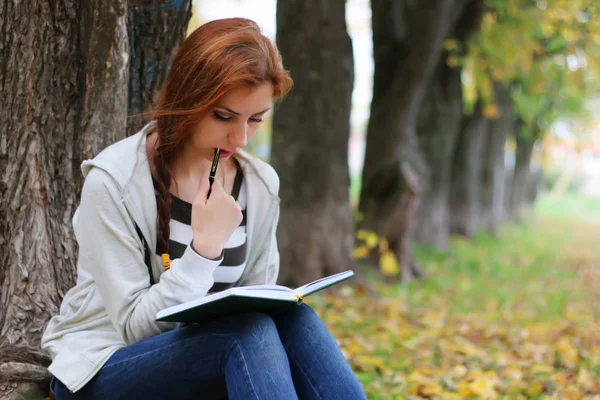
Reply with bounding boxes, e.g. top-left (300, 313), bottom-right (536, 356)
top-left (310, 194), bottom-right (600, 399)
